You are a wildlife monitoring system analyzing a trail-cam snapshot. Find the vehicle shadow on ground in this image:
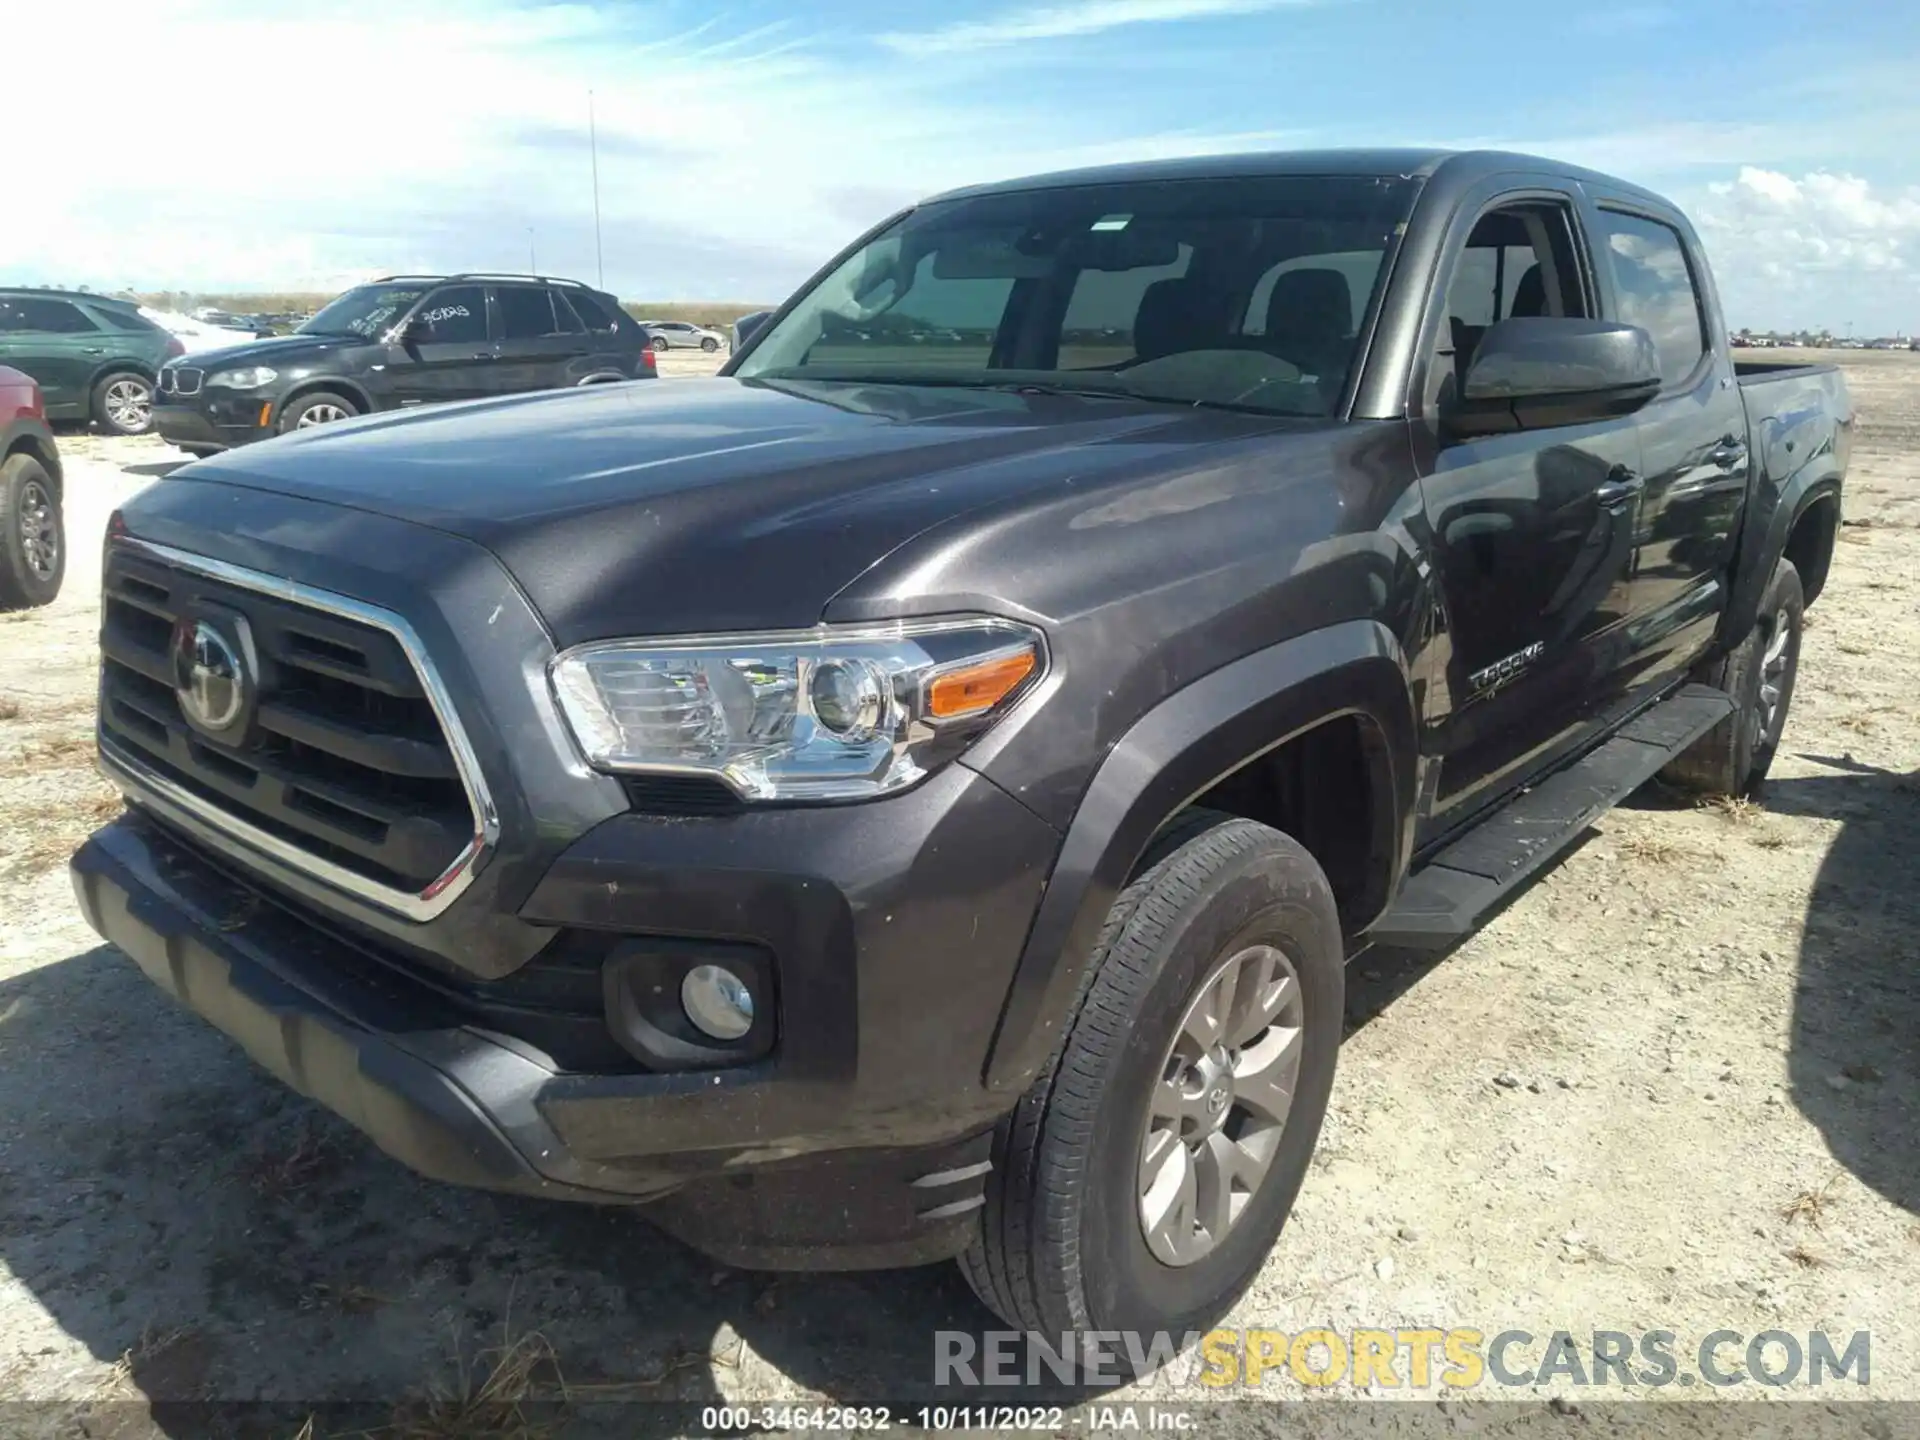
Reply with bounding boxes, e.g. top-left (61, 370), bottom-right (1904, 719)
top-left (0, 945), bottom-right (1097, 1436)
top-left (1764, 755), bottom-right (1920, 1217)
top-left (123, 462), bottom-right (188, 479)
